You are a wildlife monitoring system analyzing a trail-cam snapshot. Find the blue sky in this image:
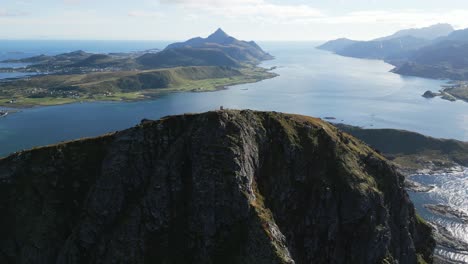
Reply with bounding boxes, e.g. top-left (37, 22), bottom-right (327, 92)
top-left (2, 0), bottom-right (468, 40)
